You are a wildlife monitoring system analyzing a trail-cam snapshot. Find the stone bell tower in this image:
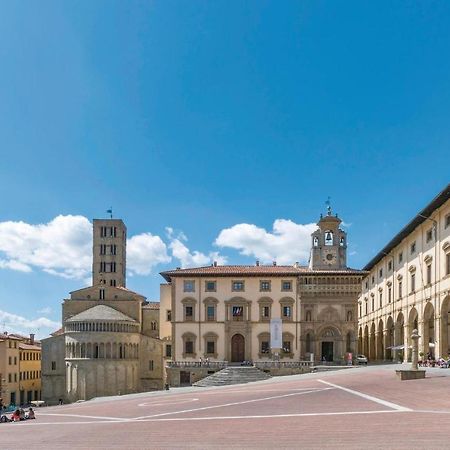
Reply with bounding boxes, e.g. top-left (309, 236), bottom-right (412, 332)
top-left (92, 219), bottom-right (127, 287)
top-left (309, 204), bottom-right (347, 270)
